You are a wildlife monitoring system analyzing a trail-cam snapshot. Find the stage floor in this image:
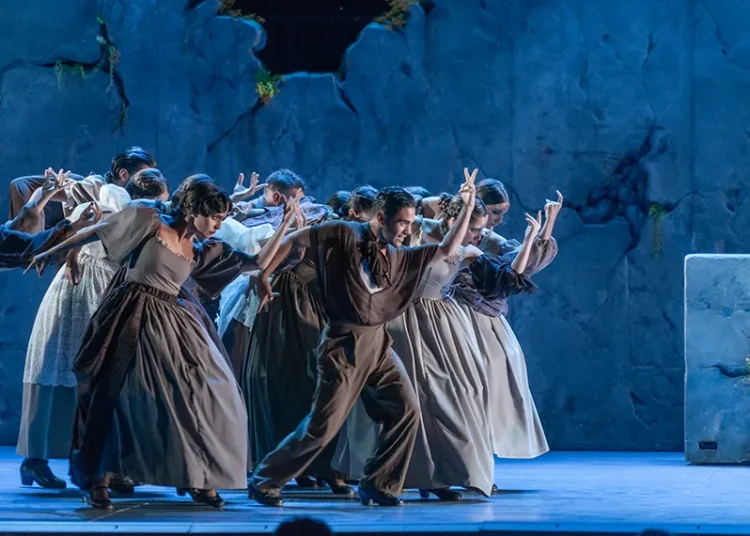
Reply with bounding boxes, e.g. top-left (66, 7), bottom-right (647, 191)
top-left (0, 448), bottom-right (748, 535)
